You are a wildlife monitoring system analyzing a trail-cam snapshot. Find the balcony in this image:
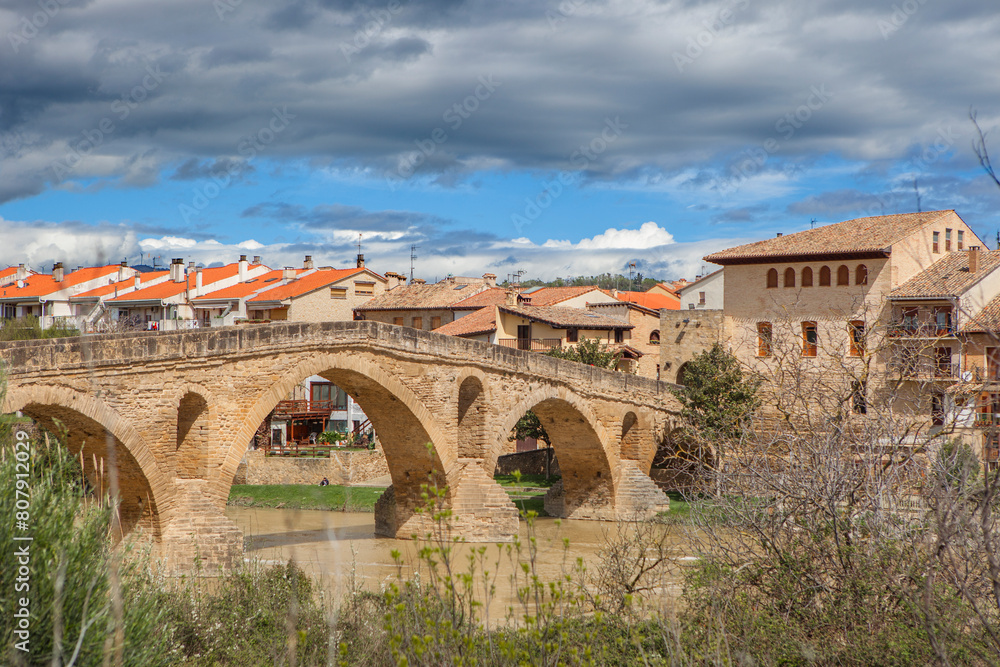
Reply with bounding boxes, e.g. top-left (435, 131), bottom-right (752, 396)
top-left (887, 323), bottom-right (956, 338)
top-left (273, 399), bottom-right (345, 419)
top-left (890, 360), bottom-right (960, 381)
top-left (975, 413), bottom-right (1000, 428)
top-left (498, 338), bottom-right (562, 352)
